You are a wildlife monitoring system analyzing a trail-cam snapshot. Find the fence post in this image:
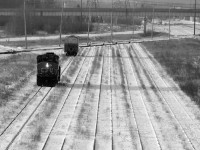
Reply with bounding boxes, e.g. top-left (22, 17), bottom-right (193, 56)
top-left (169, 7), bottom-right (171, 39)
top-left (111, 0), bottom-right (113, 43)
top-left (151, 7), bottom-right (155, 39)
top-left (81, 0), bottom-right (82, 31)
top-left (59, 0), bottom-right (64, 46)
top-left (132, 16), bottom-right (134, 38)
top-left (194, 0), bottom-right (197, 35)
top-left (24, 0), bottom-right (27, 49)
top-left (87, 4), bottom-right (91, 46)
